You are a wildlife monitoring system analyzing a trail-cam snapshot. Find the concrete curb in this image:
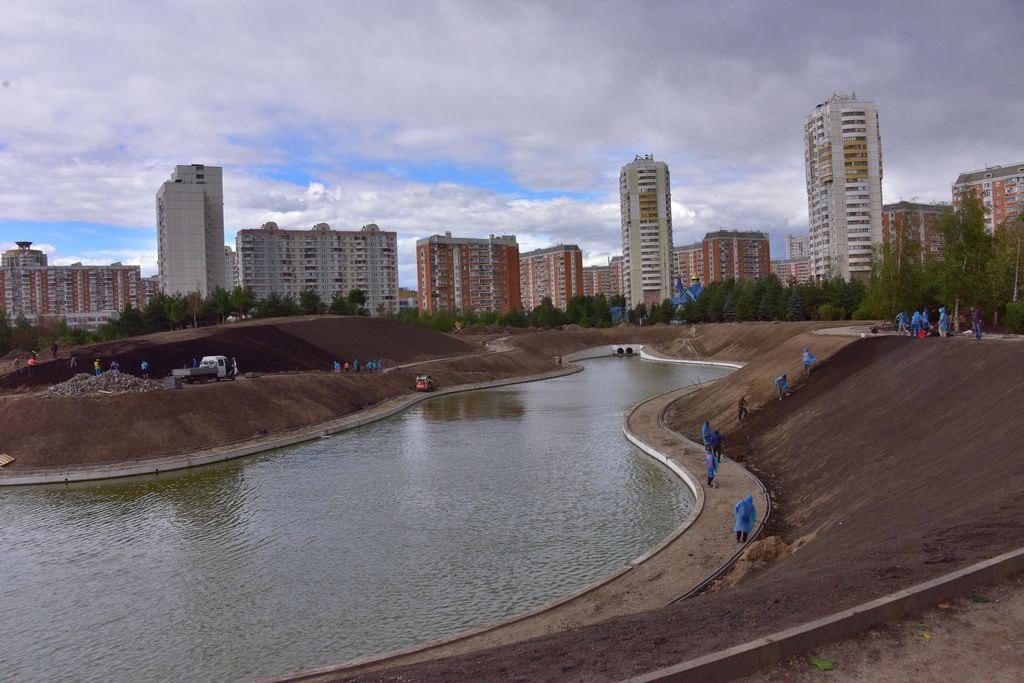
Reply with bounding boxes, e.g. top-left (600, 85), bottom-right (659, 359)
top-left (631, 546), bottom-right (1024, 683)
top-left (639, 346), bottom-right (746, 369)
top-left (0, 366), bottom-right (582, 487)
